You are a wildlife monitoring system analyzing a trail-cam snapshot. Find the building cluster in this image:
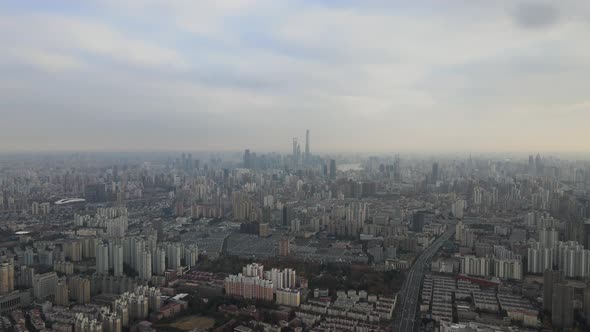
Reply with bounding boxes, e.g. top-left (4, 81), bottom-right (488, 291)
top-left (296, 289), bottom-right (395, 332)
top-left (3, 148), bottom-right (590, 331)
top-left (421, 274), bottom-right (539, 329)
top-left (224, 263), bottom-right (301, 306)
